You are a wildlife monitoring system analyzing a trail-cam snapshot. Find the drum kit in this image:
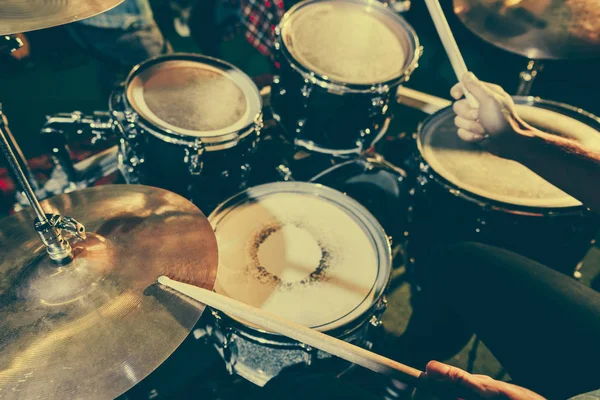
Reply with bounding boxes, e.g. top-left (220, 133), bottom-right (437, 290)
top-left (1, 0), bottom-right (600, 399)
